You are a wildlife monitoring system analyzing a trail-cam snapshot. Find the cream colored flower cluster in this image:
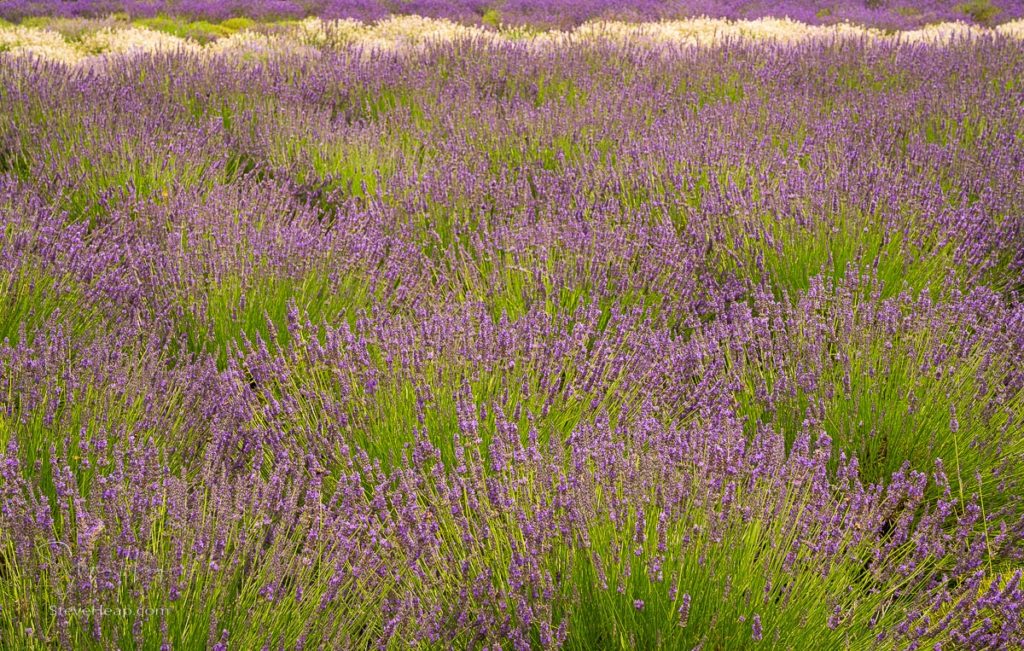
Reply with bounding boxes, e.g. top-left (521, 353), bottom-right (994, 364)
top-left (297, 16), bottom-right (497, 52)
top-left (997, 18), bottom-right (1024, 38)
top-left (0, 24), bottom-right (80, 63)
top-left (552, 17), bottom-right (1024, 47)
top-left (1, 15), bottom-right (1023, 65)
top-left (80, 26), bottom-right (200, 56)
top-left (553, 17), bottom-right (873, 47)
